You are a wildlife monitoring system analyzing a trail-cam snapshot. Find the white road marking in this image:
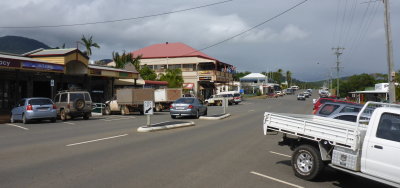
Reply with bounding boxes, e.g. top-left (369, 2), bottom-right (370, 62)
top-left (66, 134), bottom-right (128, 147)
top-left (270, 151), bottom-right (291, 158)
top-left (62, 122), bottom-right (75, 125)
top-left (6, 123), bottom-right (29, 130)
top-left (250, 171), bottom-right (304, 188)
top-left (249, 110), bottom-right (255, 112)
top-left (103, 117), bottom-right (136, 121)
